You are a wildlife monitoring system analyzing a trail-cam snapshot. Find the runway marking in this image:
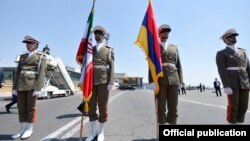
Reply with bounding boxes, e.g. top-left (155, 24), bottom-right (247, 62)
top-left (179, 98), bottom-right (250, 113)
top-left (41, 91), bottom-right (125, 141)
